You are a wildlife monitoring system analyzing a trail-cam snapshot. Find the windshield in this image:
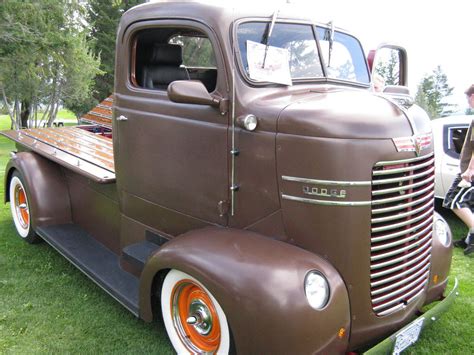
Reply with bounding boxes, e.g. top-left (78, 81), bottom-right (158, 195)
top-left (315, 26), bottom-right (369, 83)
top-left (237, 21), bottom-right (369, 85)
